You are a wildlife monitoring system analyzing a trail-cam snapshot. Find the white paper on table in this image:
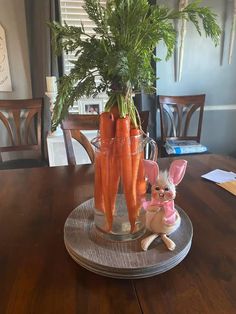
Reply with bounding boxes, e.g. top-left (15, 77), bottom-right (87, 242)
top-left (201, 169), bottom-right (236, 183)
